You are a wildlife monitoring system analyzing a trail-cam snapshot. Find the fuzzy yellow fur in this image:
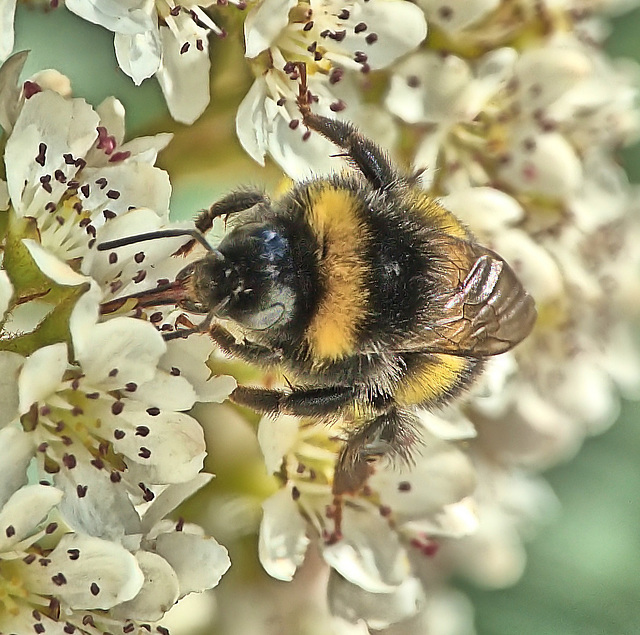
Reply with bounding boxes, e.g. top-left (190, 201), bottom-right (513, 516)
top-left (305, 185), bottom-right (369, 360)
top-left (394, 354), bottom-right (471, 406)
